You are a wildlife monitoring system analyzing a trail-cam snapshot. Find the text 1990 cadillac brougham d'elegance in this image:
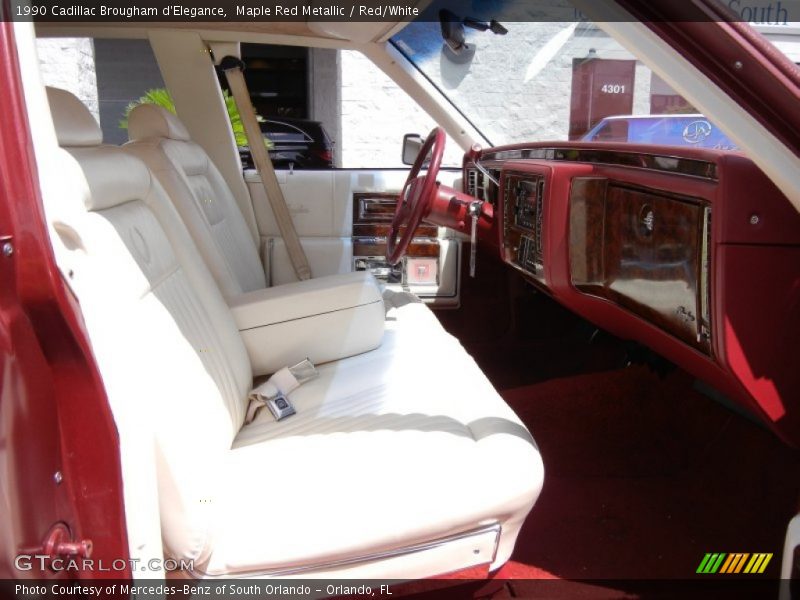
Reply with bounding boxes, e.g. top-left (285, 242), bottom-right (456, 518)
top-left (1, 0), bottom-right (799, 598)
